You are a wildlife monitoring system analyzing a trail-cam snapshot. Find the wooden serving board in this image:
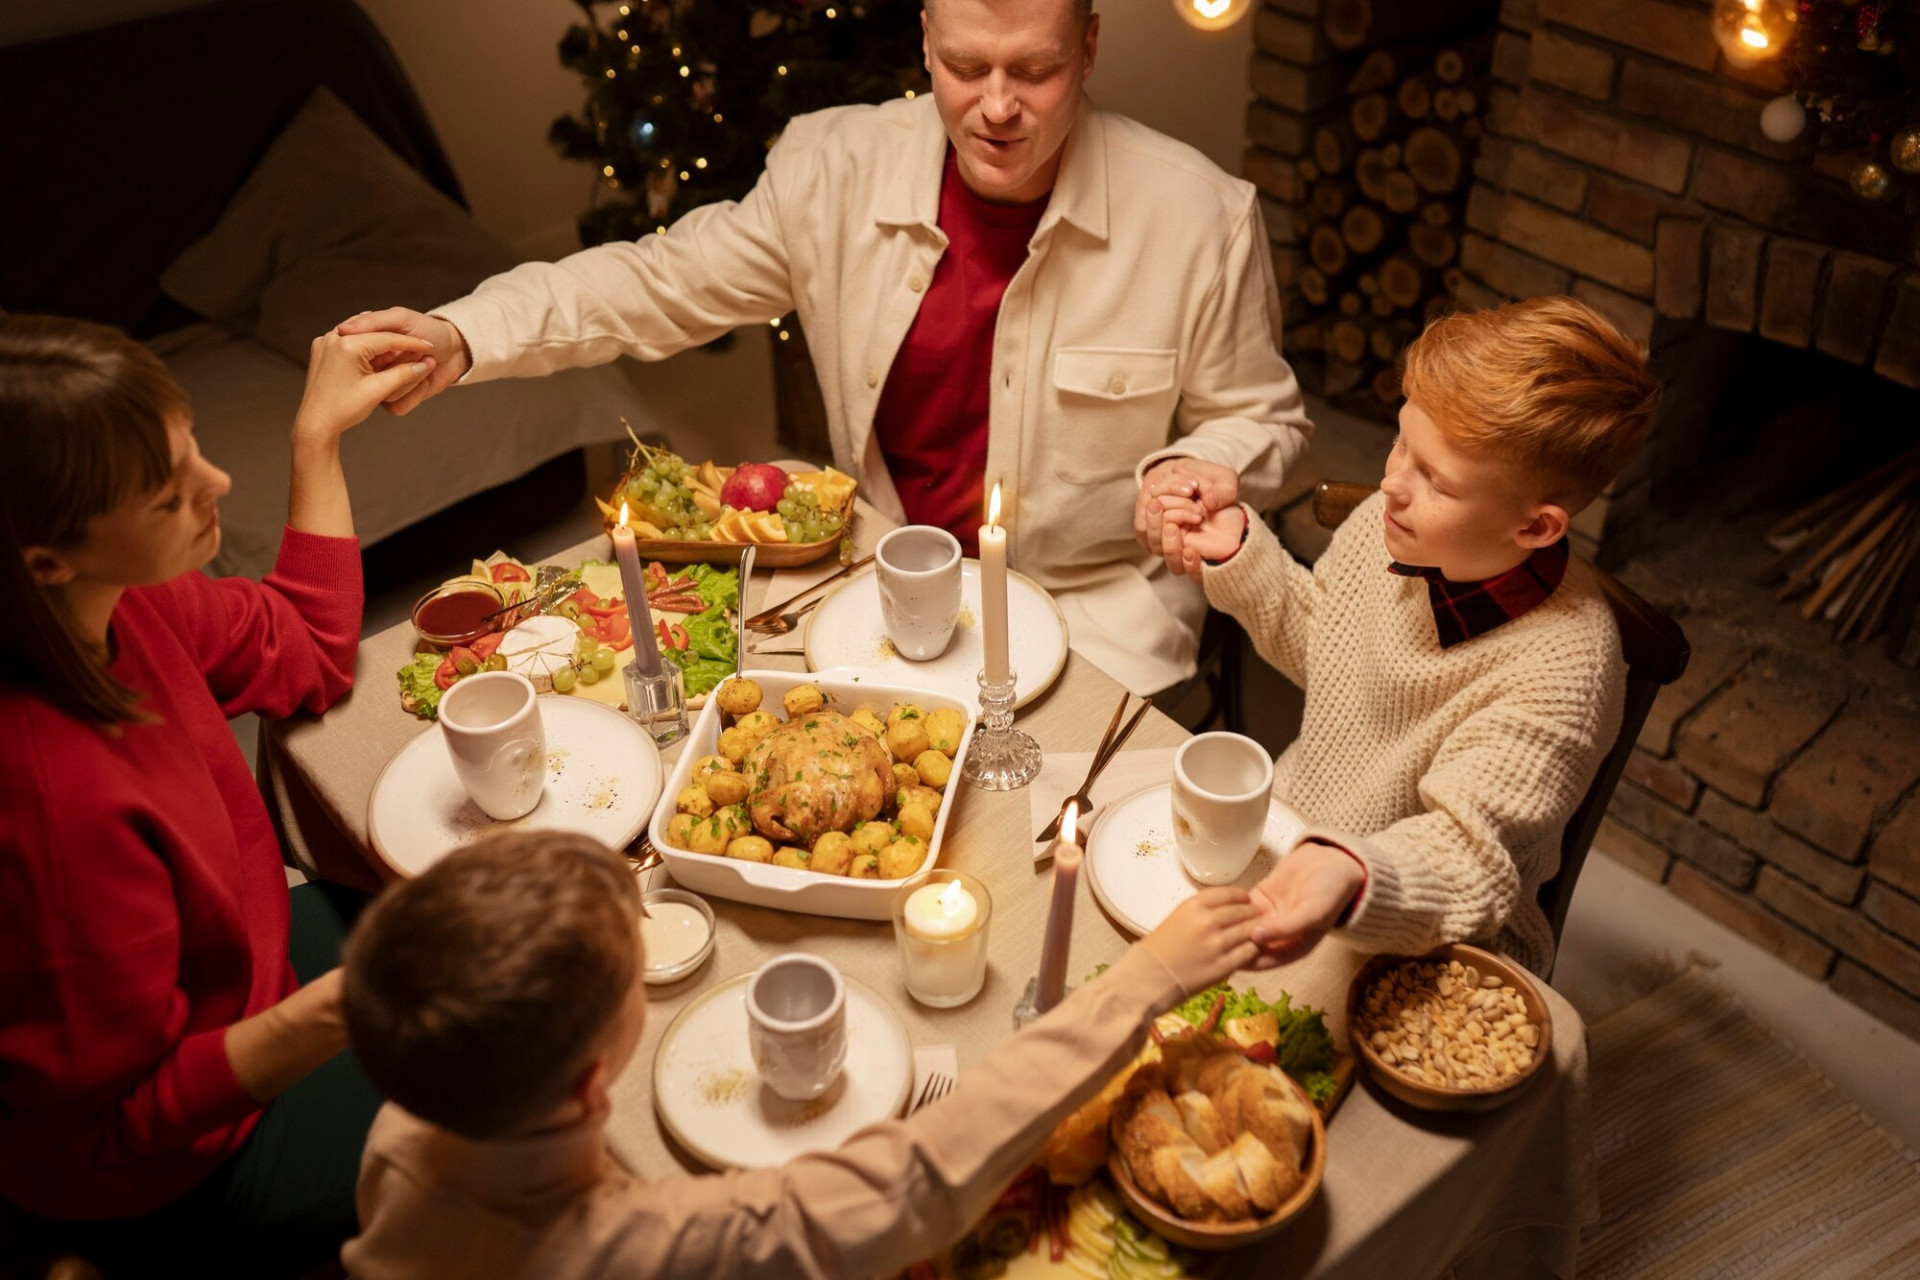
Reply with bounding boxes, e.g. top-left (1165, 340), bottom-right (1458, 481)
top-left (604, 494), bottom-right (857, 568)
